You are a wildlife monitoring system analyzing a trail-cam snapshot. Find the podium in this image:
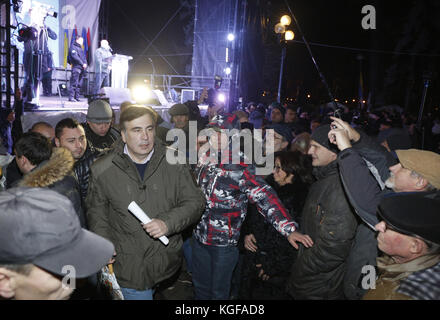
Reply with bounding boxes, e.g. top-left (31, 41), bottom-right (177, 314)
top-left (111, 54), bottom-right (133, 89)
